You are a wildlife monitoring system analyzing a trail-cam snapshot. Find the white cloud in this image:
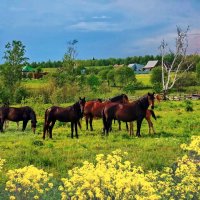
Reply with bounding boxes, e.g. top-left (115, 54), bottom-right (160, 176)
top-left (92, 15), bottom-right (110, 19)
top-left (69, 21), bottom-right (122, 32)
